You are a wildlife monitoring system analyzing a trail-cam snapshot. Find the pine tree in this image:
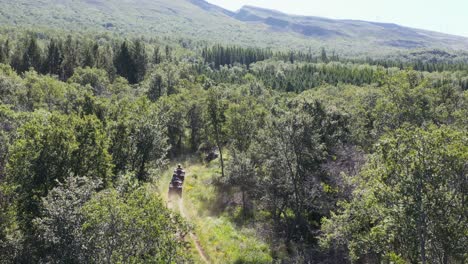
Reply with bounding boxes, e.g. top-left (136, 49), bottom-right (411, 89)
top-left (4, 39), bottom-right (10, 61)
top-left (152, 46), bottom-right (162, 64)
top-left (44, 39), bottom-right (63, 75)
top-left (60, 35), bottom-right (79, 80)
top-left (114, 41), bottom-right (136, 83)
top-left (147, 72), bottom-right (164, 102)
top-left (96, 44), bottom-right (116, 80)
top-left (164, 45), bottom-right (172, 62)
top-left (321, 47), bottom-right (329, 63)
top-left (82, 42), bottom-right (95, 68)
top-left (21, 36), bottom-right (42, 72)
top-left (132, 39), bottom-right (148, 83)
top-left (0, 40), bottom-right (6, 63)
